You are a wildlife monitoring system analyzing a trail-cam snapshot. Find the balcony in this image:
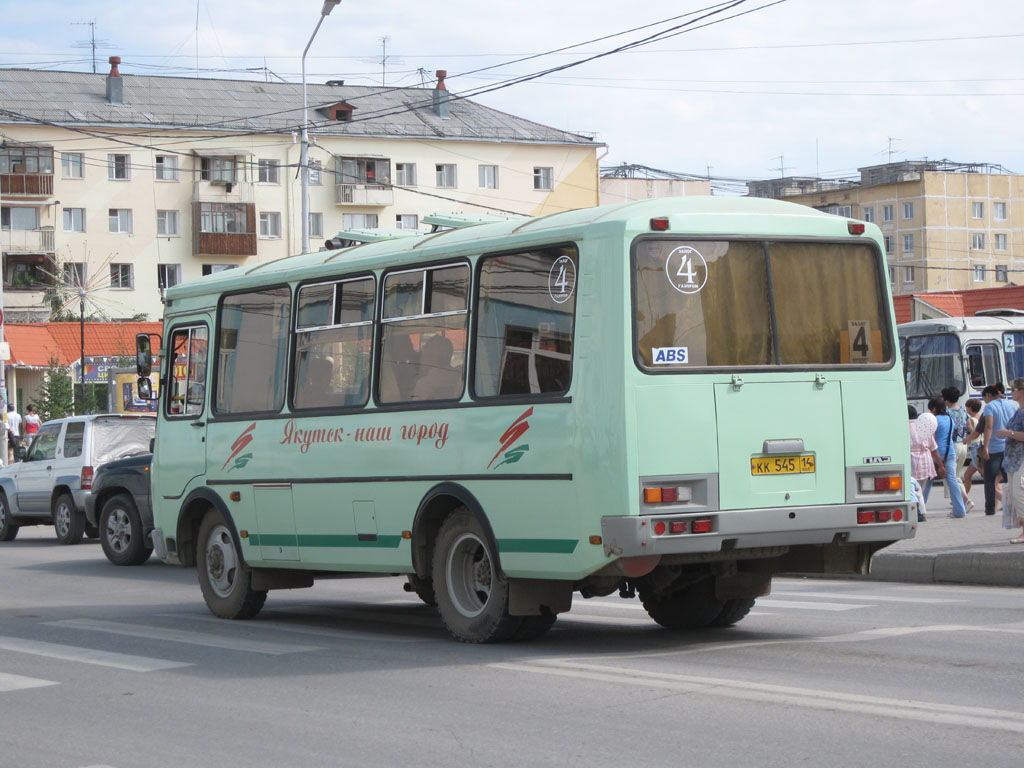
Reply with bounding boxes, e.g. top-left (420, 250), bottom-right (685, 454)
top-left (192, 180), bottom-right (256, 203)
top-left (335, 184), bottom-right (393, 207)
top-left (192, 202), bottom-right (257, 257)
top-left (0, 172), bottom-right (54, 198)
top-left (1, 227), bottom-right (55, 254)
